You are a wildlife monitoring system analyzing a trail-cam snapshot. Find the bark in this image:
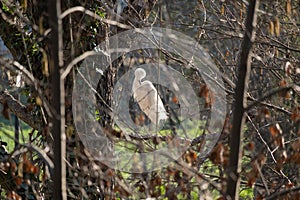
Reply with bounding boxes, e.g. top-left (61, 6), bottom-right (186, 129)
top-left (226, 1), bottom-right (260, 199)
top-left (97, 65), bottom-right (115, 129)
top-left (48, 0), bottom-right (66, 199)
